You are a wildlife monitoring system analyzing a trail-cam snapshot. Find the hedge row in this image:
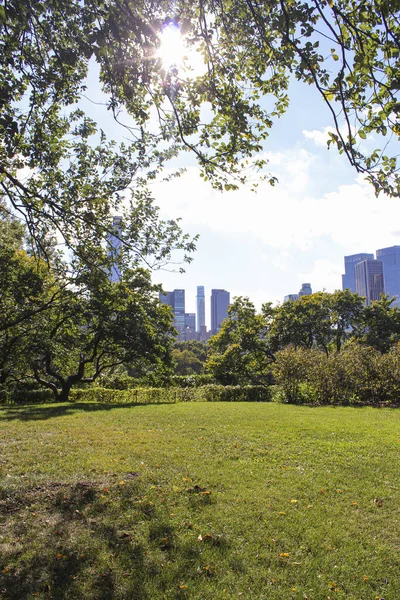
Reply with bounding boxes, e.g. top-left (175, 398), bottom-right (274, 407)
top-left (69, 385), bottom-right (272, 404)
top-left (0, 385), bottom-right (272, 405)
top-left (0, 388), bottom-right (54, 405)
